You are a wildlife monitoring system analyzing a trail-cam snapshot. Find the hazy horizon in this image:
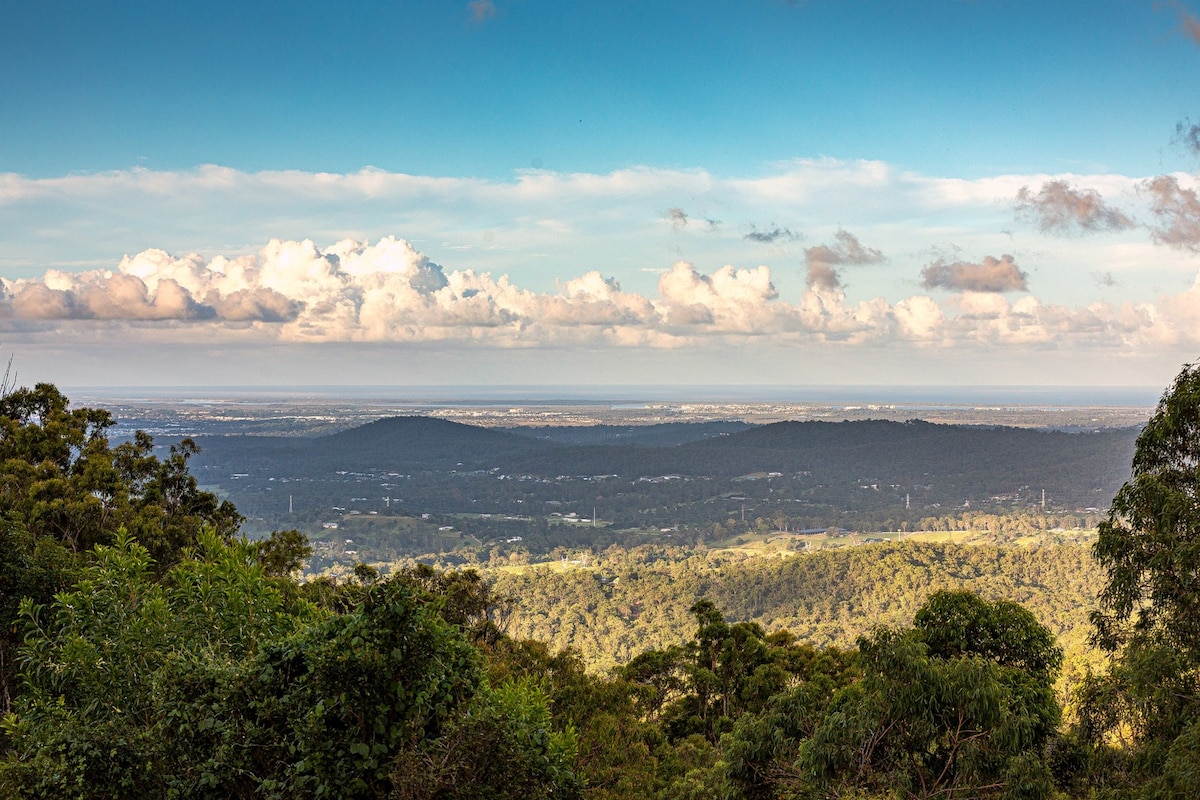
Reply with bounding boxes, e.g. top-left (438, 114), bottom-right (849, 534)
top-left (65, 383), bottom-right (1163, 408)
